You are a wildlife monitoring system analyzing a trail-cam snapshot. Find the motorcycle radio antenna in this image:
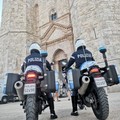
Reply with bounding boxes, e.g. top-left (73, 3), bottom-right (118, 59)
top-left (81, 40), bottom-right (90, 70)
